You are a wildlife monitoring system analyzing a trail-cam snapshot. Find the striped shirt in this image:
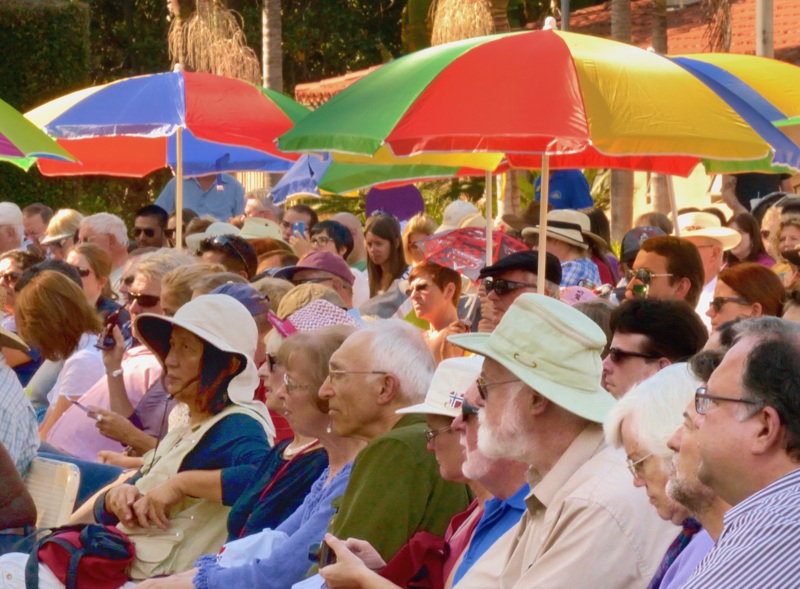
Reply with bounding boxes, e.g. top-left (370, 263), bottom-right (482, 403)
top-left (679, 467), bottom-right (800, 588)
